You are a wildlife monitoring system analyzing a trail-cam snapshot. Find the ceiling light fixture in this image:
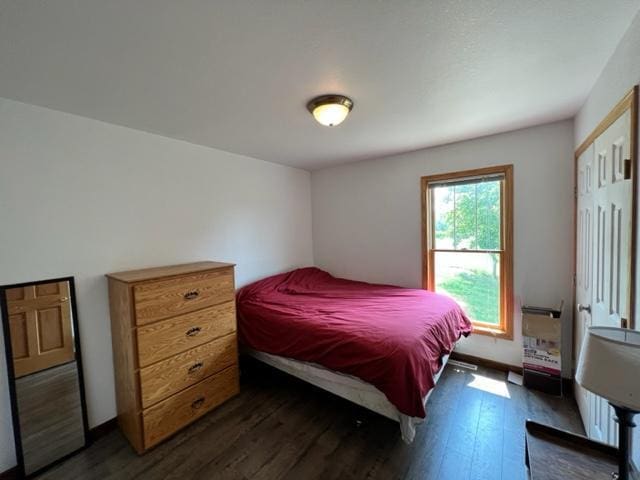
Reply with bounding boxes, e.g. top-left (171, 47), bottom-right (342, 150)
top-left (307, 94), bottom-right (354, 127)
